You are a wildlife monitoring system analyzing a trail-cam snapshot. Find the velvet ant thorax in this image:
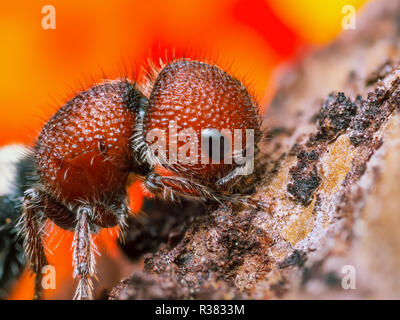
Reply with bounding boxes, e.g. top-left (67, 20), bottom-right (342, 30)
top-left (36, 79), bottom-right (147, 206)
top-left (139, 59), bottom-right (261, 189)
top-left (20, 78), bottom-right (154, 300)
